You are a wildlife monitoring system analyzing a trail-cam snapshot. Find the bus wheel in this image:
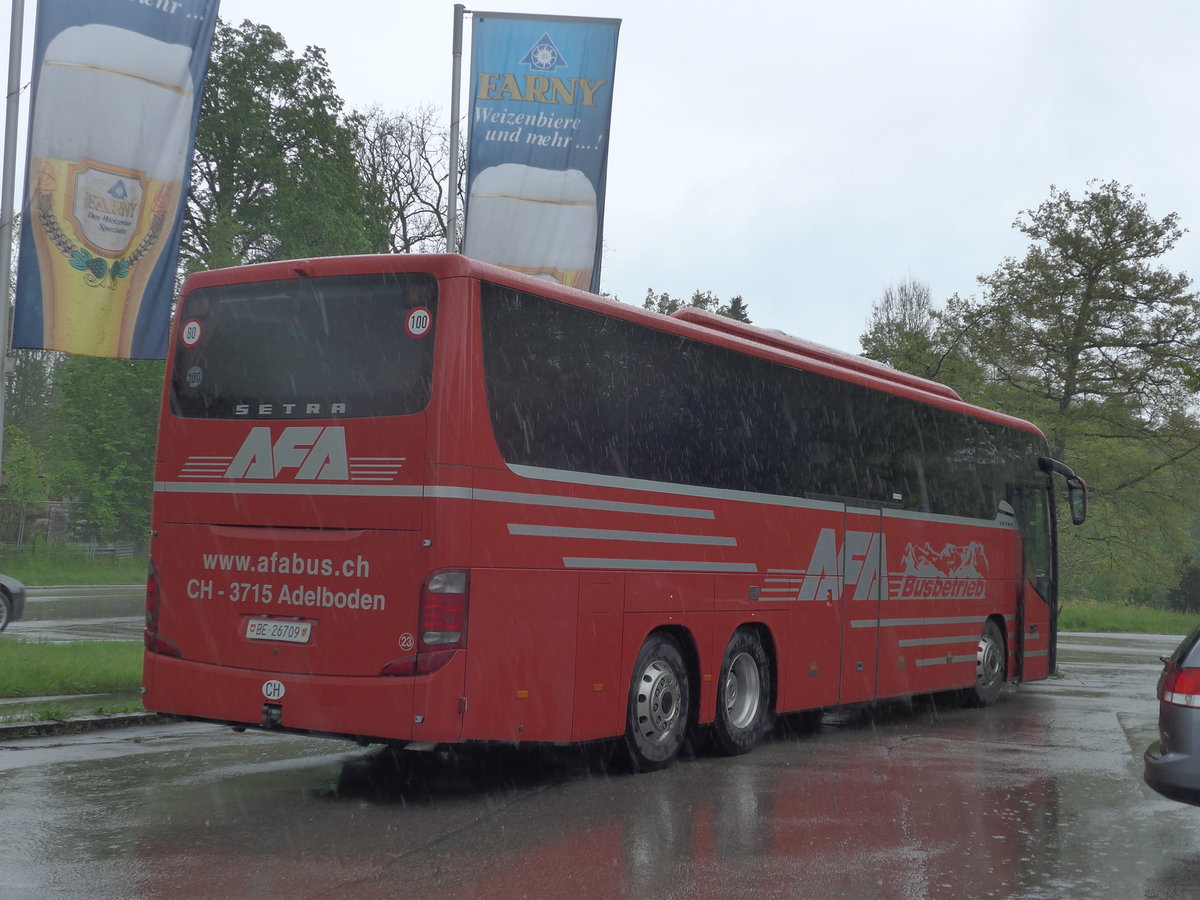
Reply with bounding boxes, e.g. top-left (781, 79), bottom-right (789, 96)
top-left (623, 634), bottom-right (690, 772)
top-left (0, 591), bottom-right (10, 633)
top-left (712, 629), bottom-right (772, 756)
top-left (959, 619), bottom-right (1005, 707)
